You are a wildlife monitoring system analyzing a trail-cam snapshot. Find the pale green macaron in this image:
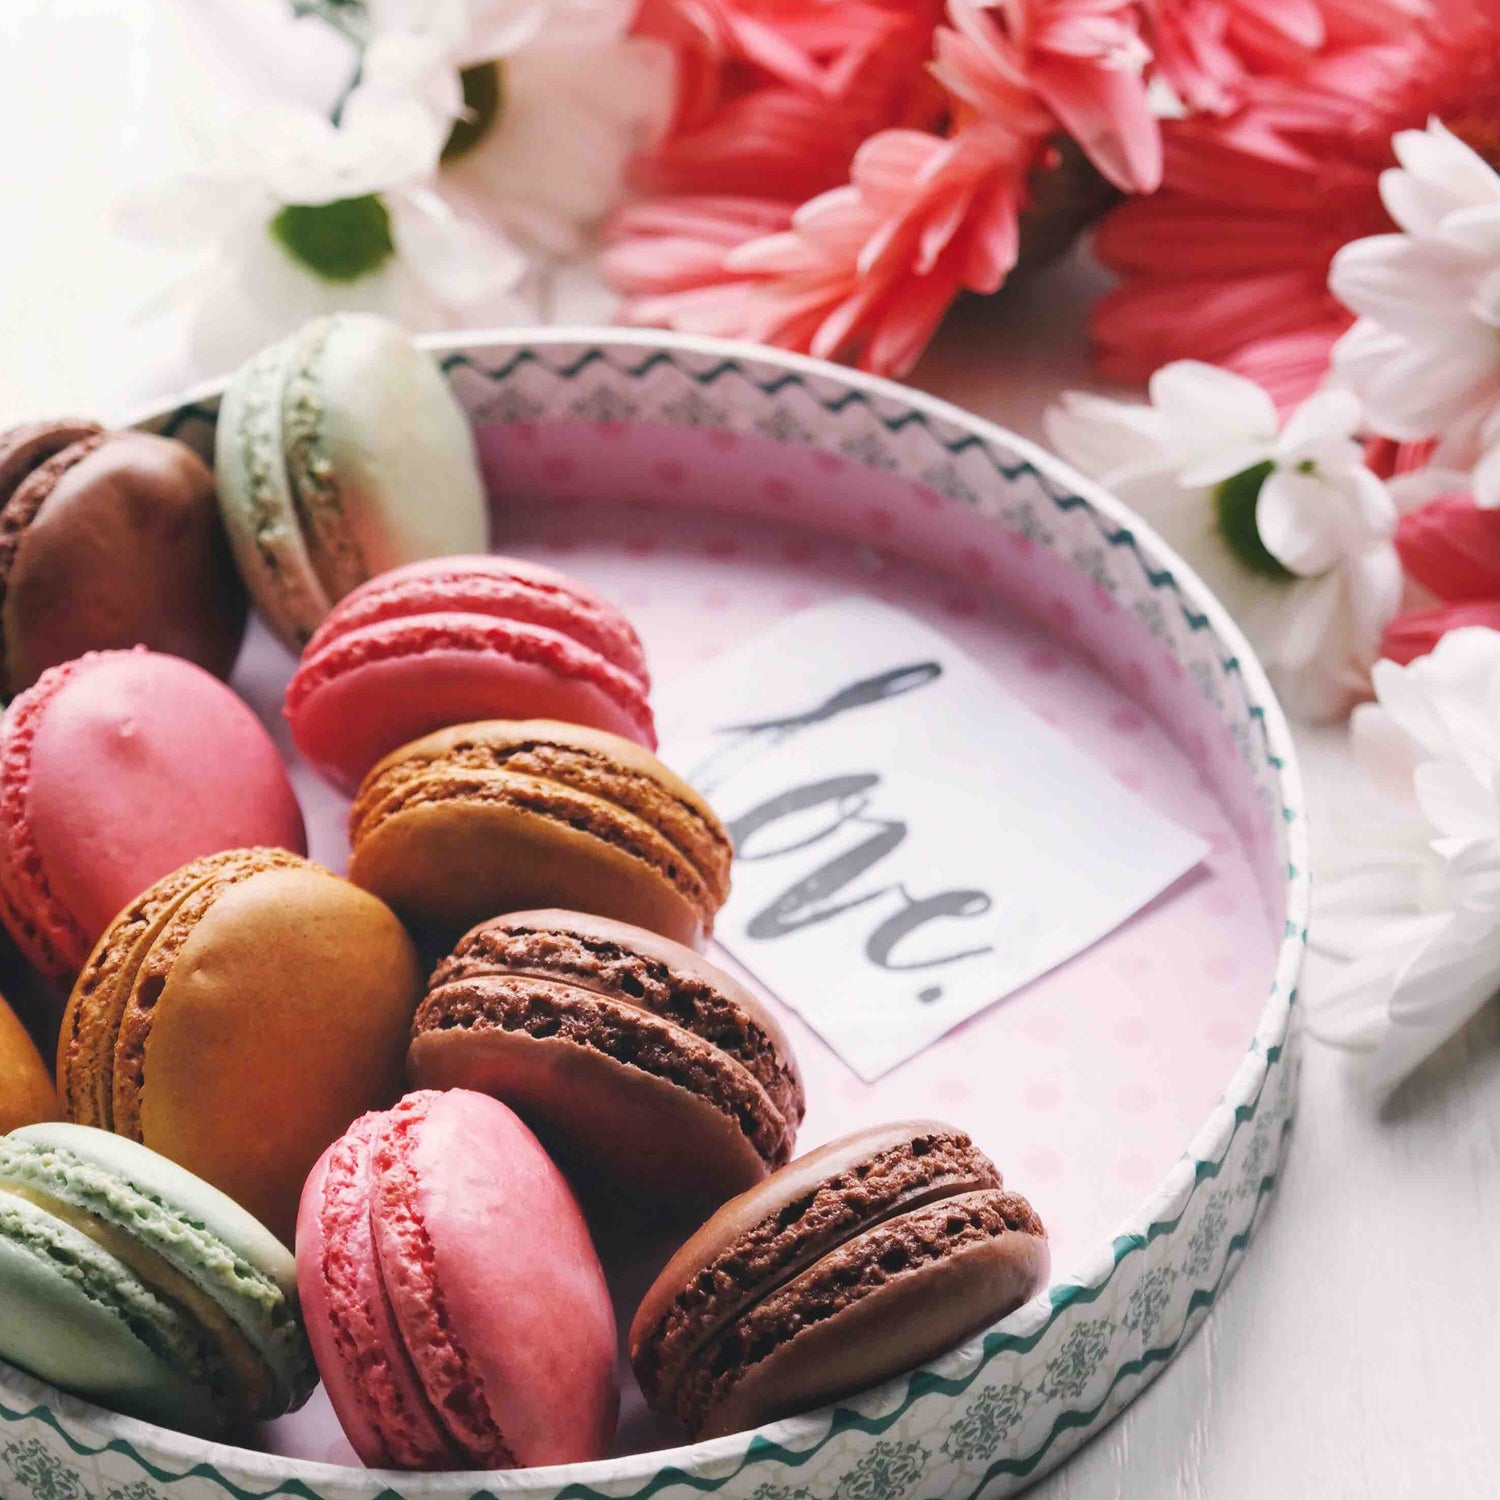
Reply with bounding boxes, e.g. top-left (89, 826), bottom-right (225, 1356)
top-left (0, 1122), bottom-right (315, 1436)
top-left (214, 313), bottom-right (490, 651)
